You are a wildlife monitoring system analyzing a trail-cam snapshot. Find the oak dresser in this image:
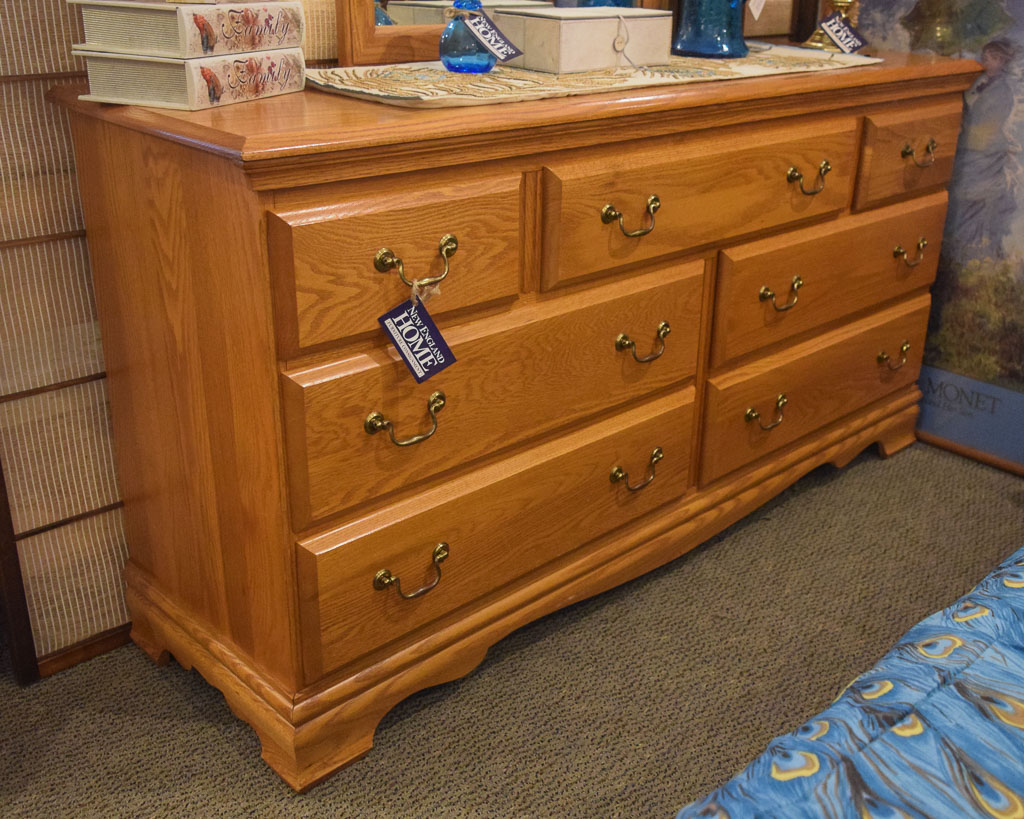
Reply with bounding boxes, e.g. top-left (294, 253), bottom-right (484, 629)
top-left (53, 52), bottom-right (978, 790)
